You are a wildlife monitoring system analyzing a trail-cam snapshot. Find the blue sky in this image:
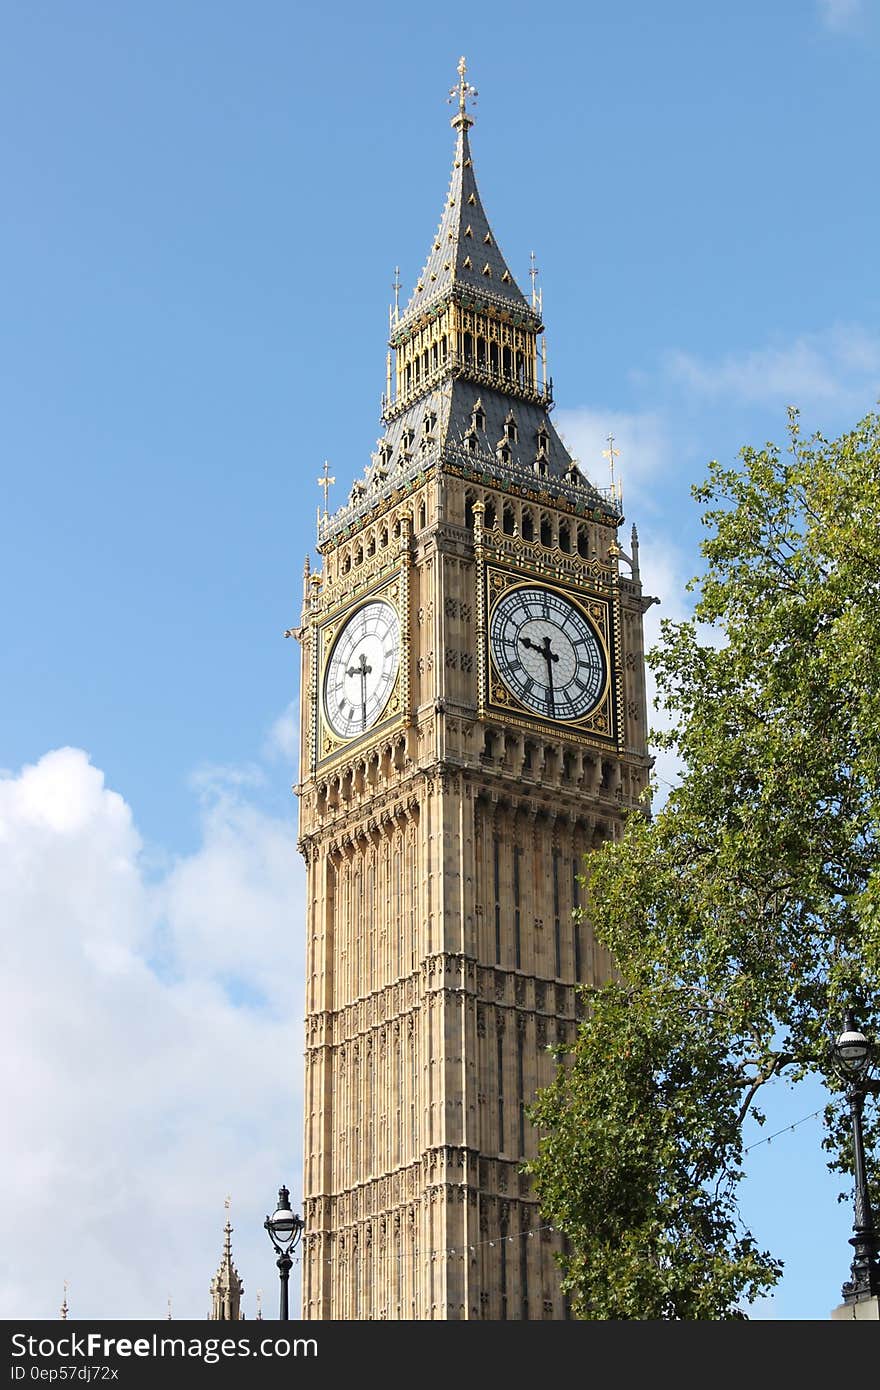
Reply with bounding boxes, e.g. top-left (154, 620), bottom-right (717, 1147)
top-left (2, 0), bottom-right (878, 1322)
